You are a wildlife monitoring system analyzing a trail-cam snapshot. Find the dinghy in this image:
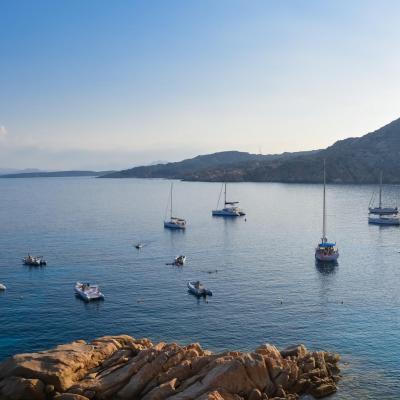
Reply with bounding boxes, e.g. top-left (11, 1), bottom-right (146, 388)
top-left (74, 282), bottom-right (104, 301)
top-left (187, 281), bottom-right (212, 297)
top-left (174, 255), bottom-right (186, 265)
